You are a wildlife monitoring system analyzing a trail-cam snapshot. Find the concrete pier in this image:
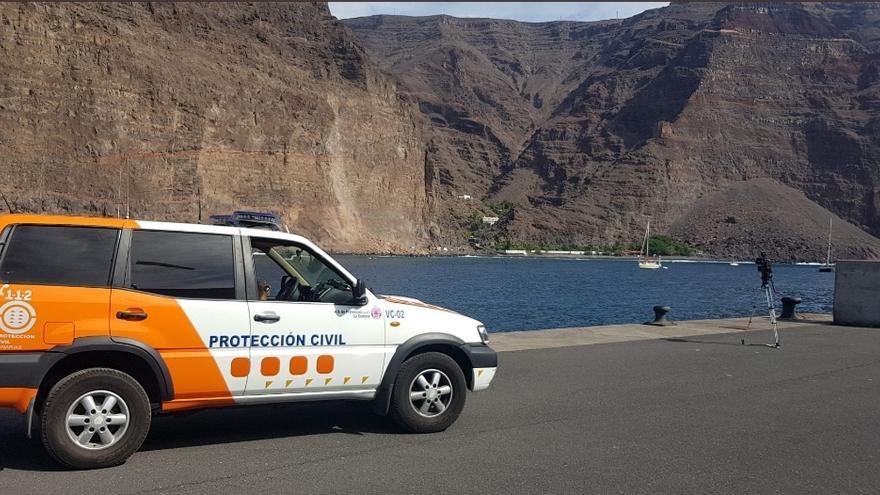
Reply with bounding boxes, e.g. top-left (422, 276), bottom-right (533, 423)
top-left (490, 314), bottom-right (831, 352)
top-left (3, 314), bottom-right (878, 495)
